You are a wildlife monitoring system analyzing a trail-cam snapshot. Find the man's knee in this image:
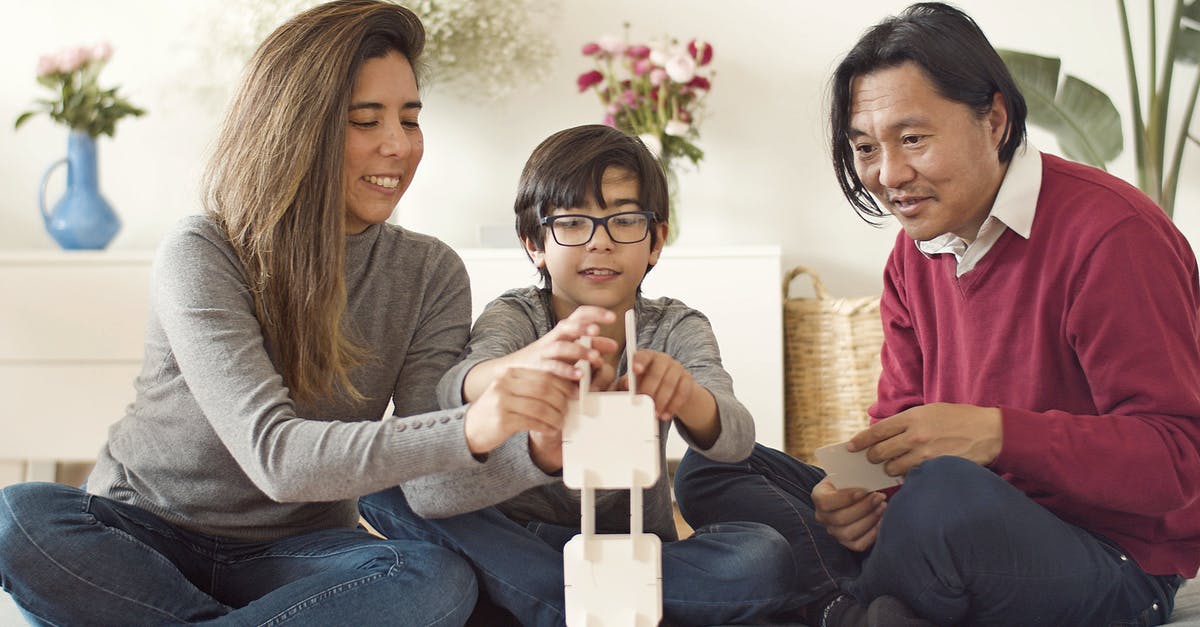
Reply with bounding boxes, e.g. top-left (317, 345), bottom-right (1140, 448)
top-left (882, 456), bottom-right (1009, 543)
